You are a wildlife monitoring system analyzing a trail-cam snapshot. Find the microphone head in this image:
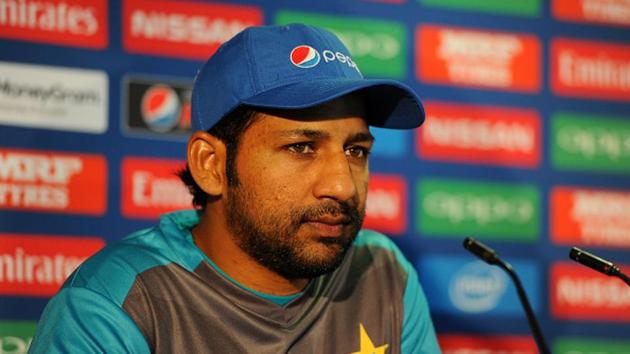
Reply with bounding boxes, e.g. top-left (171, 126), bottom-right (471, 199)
top-left (462, 237), bottom-right (474, 250)
top-left (463, 237), bottom-right (499, 265)
top-left (569, 247), bottom-right (582, 262)
top-left (569, 247), bottom-right (618, 276)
